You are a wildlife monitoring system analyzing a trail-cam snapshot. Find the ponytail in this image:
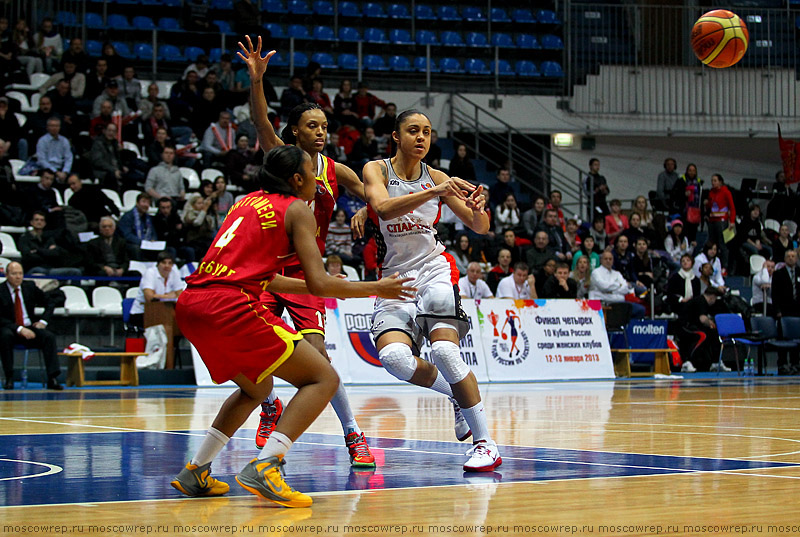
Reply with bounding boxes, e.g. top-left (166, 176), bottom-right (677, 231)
top-left (258, 145), bottom-right (309, 195)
